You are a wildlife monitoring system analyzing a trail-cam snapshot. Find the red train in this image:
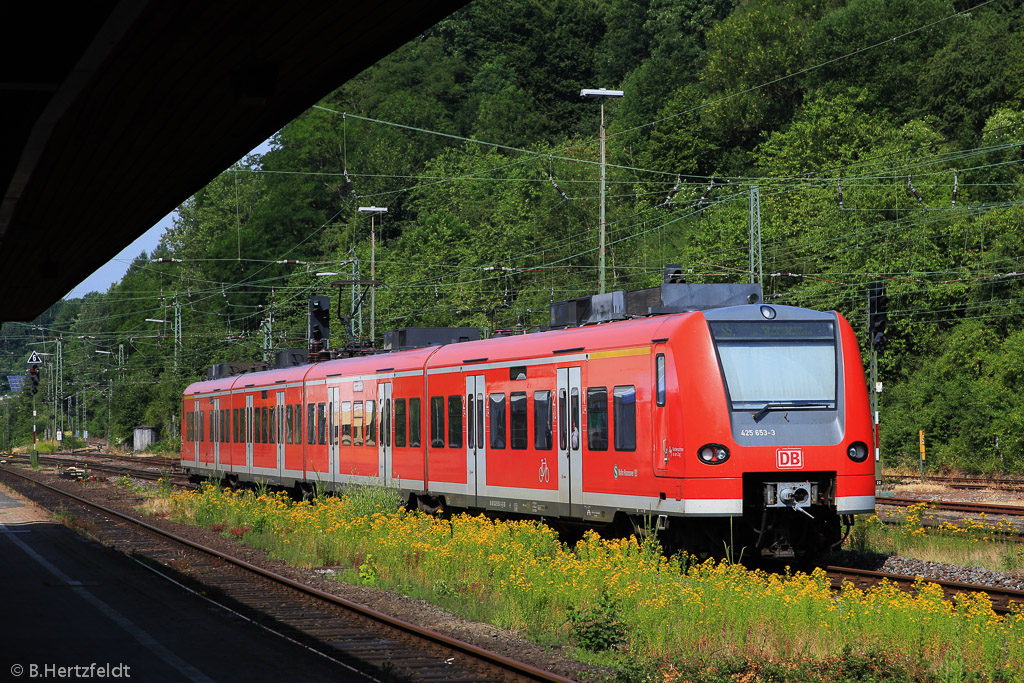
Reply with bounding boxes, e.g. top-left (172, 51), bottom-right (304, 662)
top-left (181, 301), bottom-right (875, 559)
